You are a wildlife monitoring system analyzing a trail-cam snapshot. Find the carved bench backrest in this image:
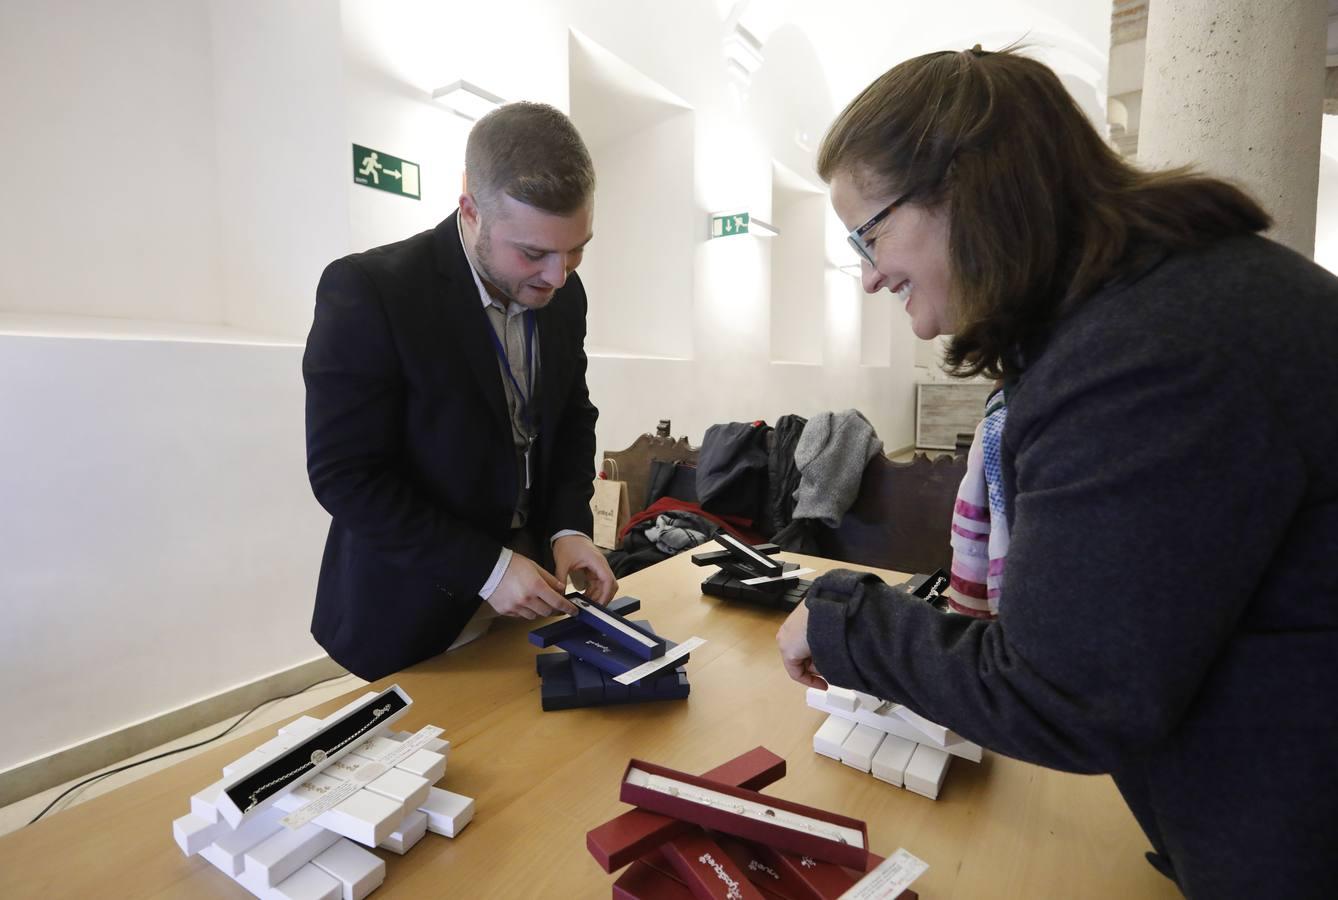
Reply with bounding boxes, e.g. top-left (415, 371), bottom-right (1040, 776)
top-left (817, 452), bottom-right (967, 575)
top-left (601, 434), bottom-right (700, 516)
